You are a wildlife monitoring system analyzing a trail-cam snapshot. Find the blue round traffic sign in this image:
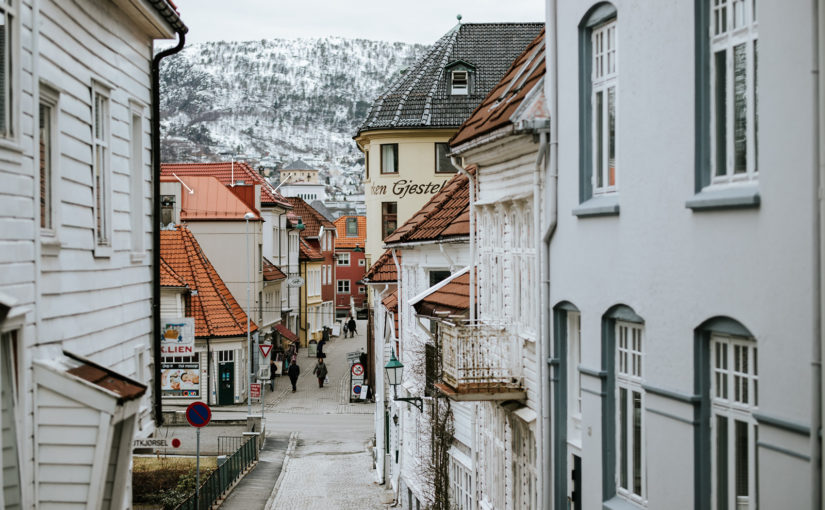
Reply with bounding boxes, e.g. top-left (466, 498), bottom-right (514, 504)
top-left (185, 401), bottom-right (211, 428)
